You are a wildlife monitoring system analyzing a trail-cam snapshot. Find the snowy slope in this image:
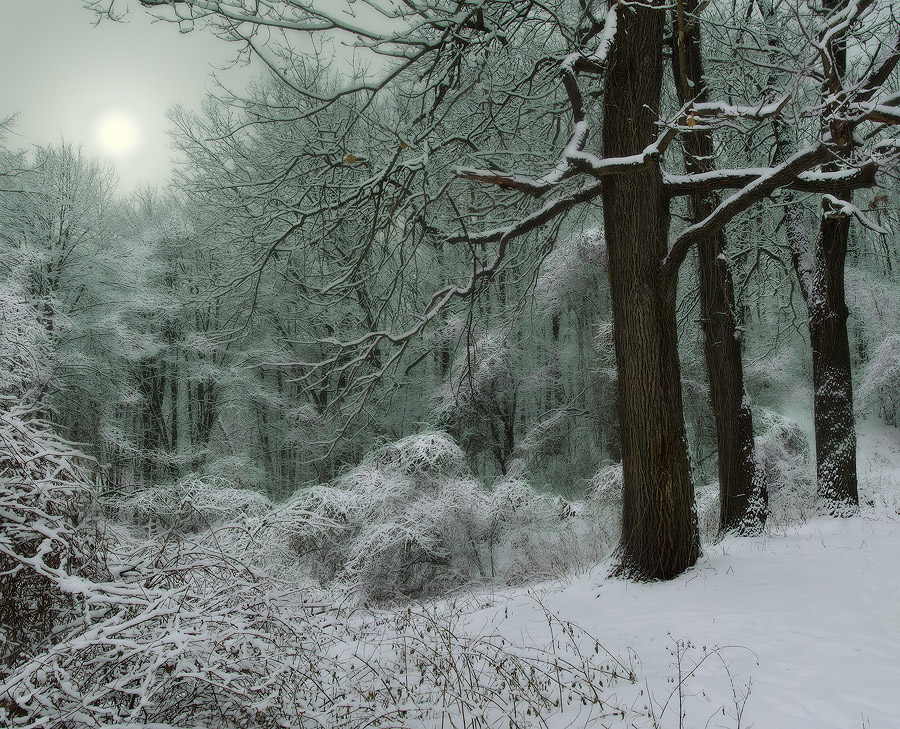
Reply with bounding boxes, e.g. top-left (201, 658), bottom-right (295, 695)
top-left (445, 424), bottom-right (900, 729)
